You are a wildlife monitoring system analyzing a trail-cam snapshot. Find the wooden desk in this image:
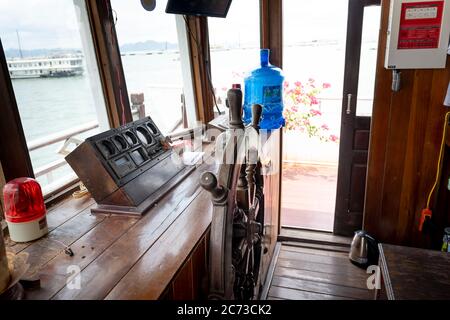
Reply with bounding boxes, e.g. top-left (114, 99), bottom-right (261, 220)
top-left (6, 152), bottom-right (215, 300)
top-left (4, 135), bottom-right (281, 300)
top-left (378, 243), bottom-right (450, 300)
